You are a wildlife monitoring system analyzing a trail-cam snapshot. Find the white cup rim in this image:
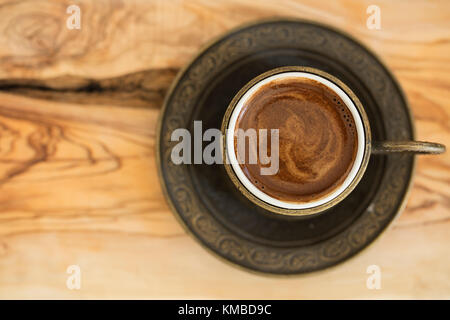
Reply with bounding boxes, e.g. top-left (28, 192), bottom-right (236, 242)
top-left (226, 71), bottom-right (366, 210)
